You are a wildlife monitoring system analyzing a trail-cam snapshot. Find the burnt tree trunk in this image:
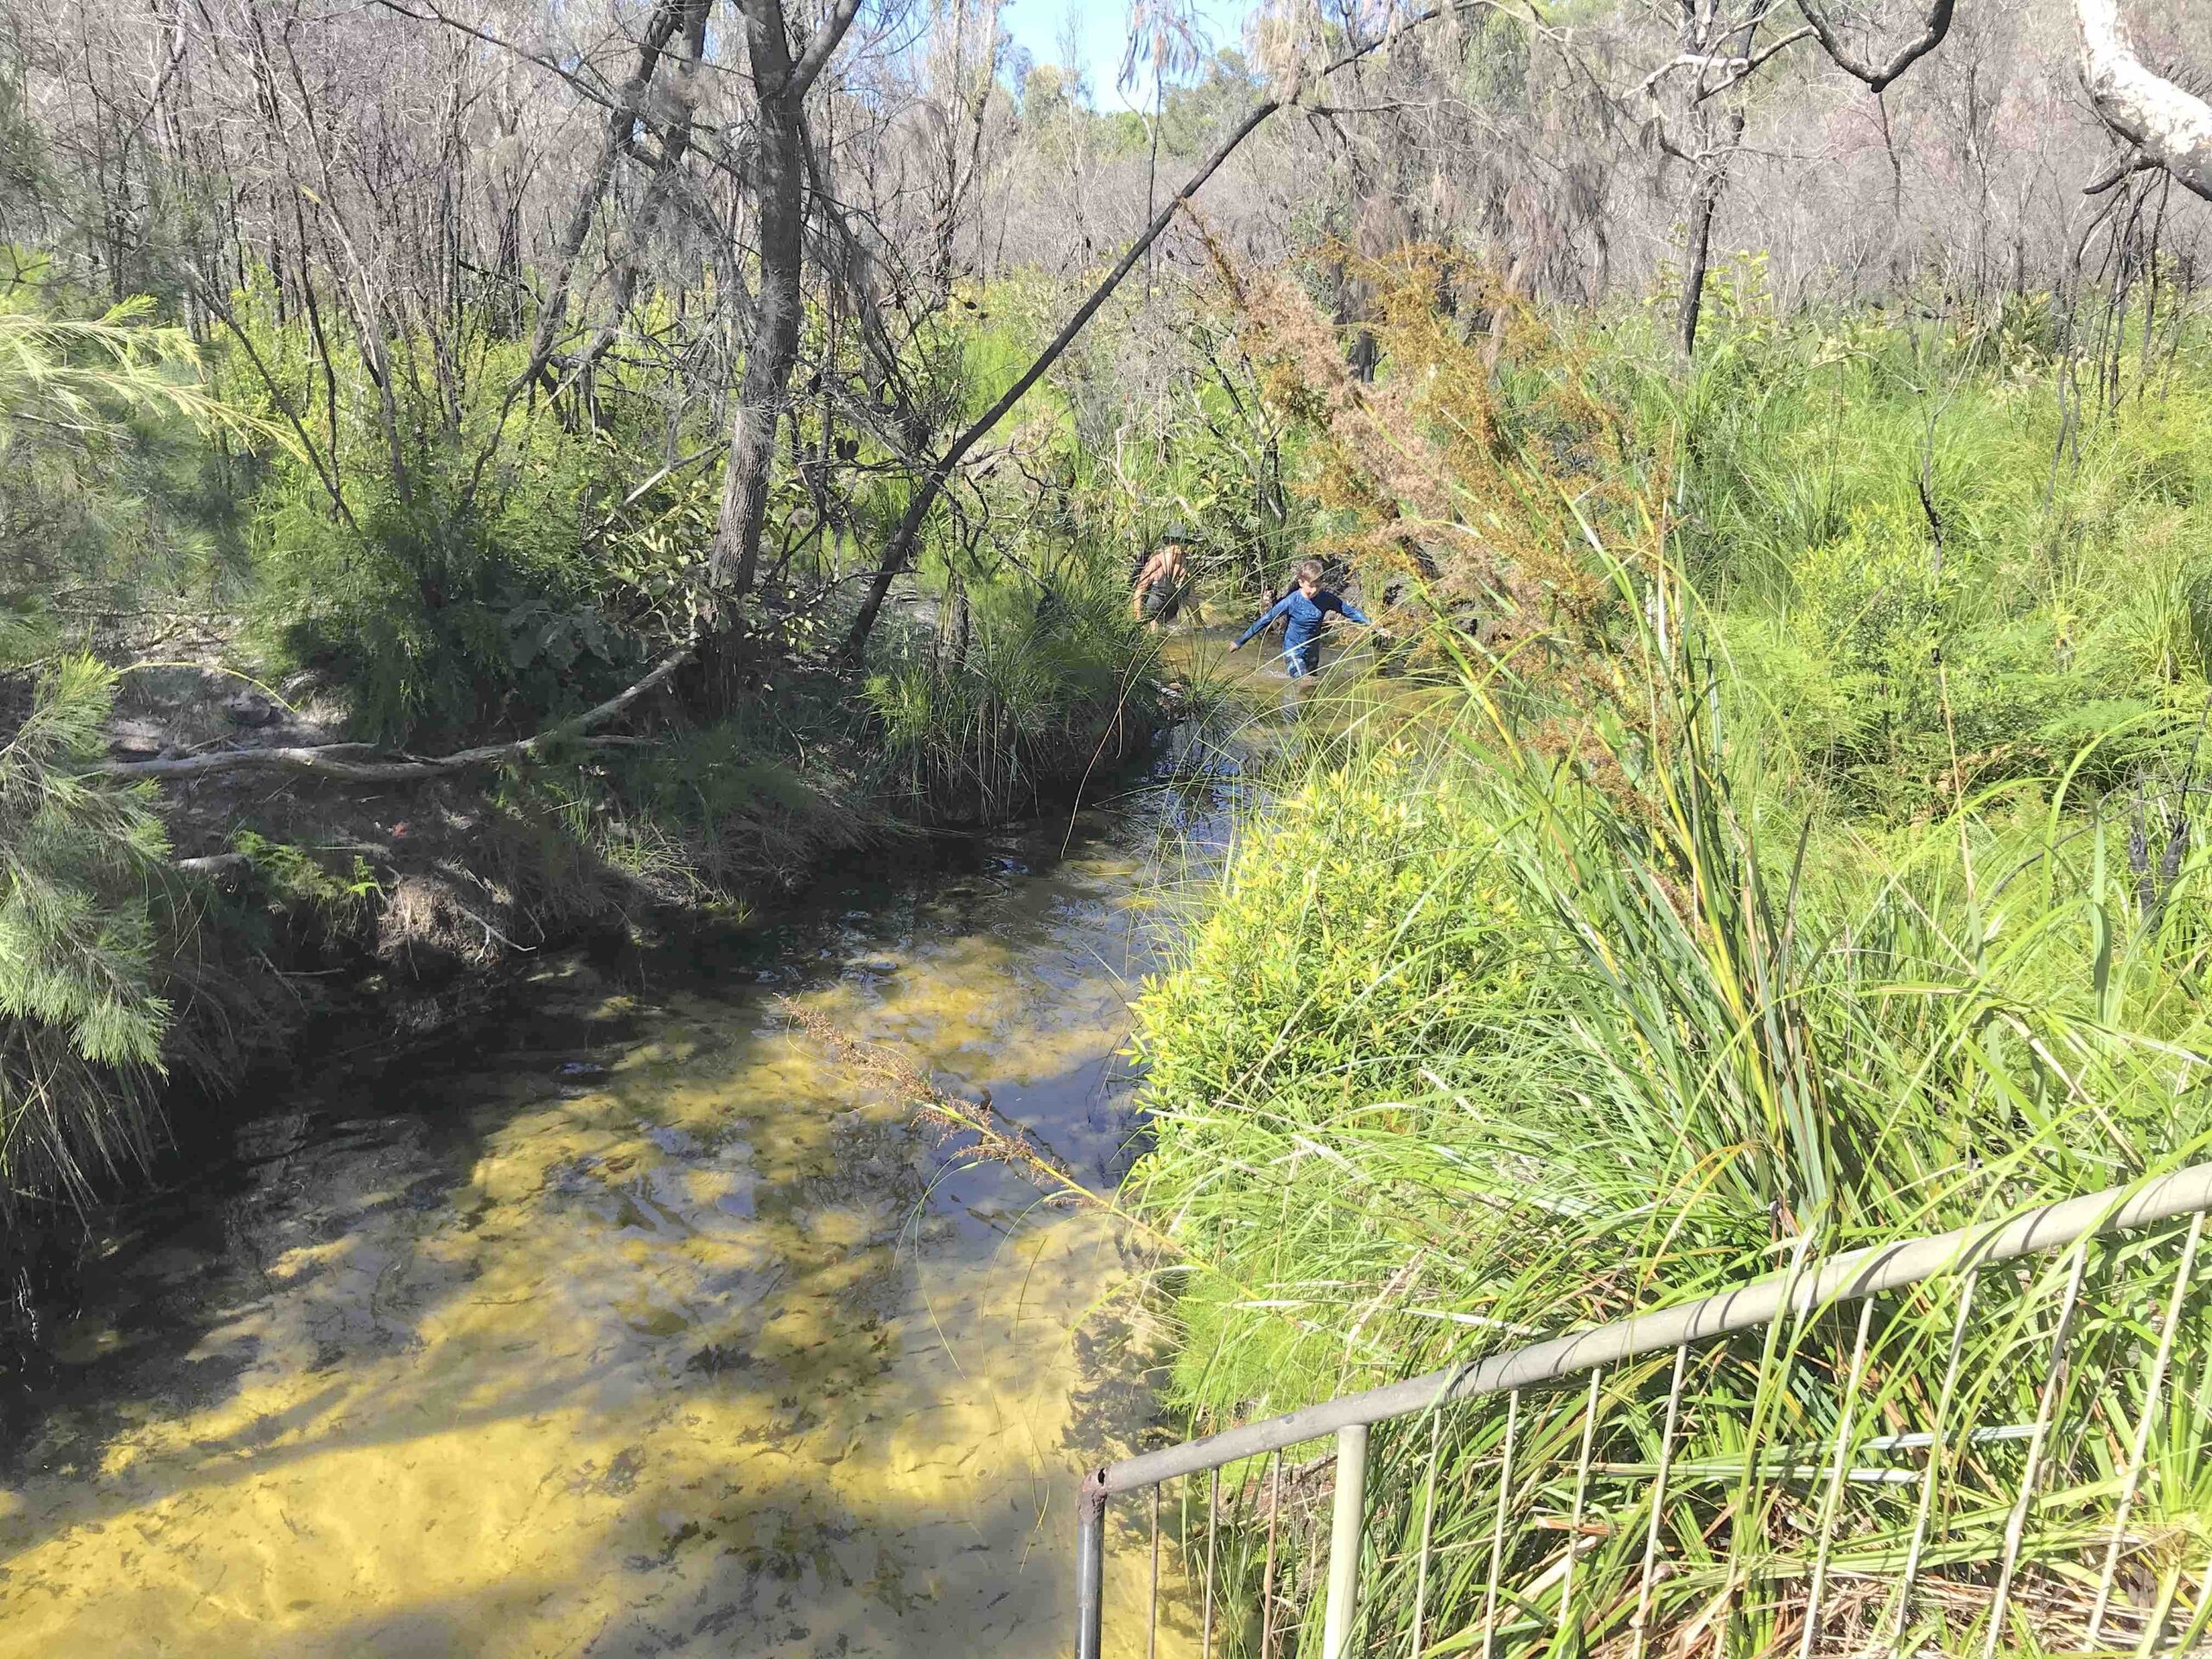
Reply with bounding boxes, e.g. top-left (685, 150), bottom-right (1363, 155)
top-left (1675, 111), bottom-right (1744, 359)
